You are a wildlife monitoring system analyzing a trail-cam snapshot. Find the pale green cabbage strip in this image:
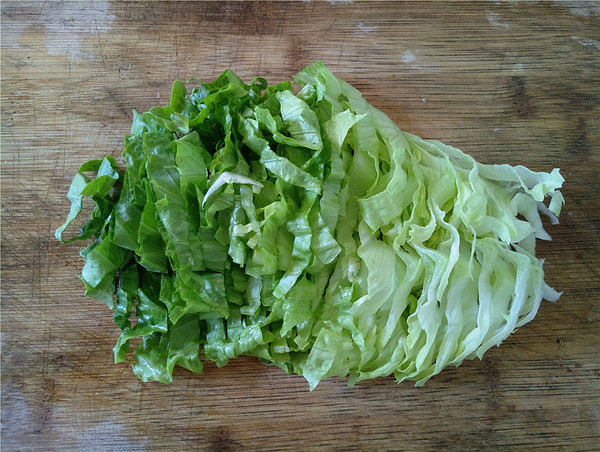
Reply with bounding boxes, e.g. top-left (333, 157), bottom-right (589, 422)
top-left (57, 62), bottom-right (564, 389)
